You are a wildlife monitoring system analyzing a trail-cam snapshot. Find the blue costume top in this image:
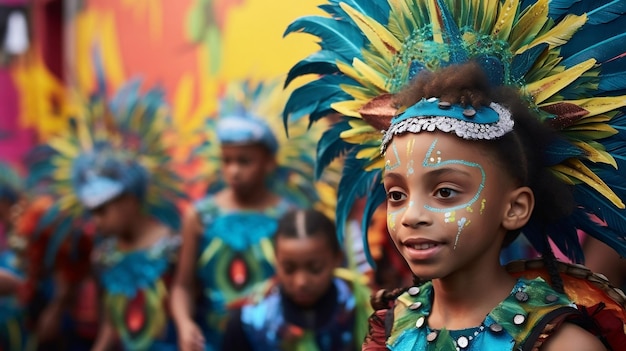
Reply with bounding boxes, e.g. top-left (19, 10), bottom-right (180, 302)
top-left (93, 236), bottom-right (180, 351)
top-left (379, 277), bottom-right (576, 351)
top-left (194, 195), bottom-right (293, 350)
top-left (0, 249), bottom-right (25, 351)
top-left (229, 277), bottom-right (363, 351)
